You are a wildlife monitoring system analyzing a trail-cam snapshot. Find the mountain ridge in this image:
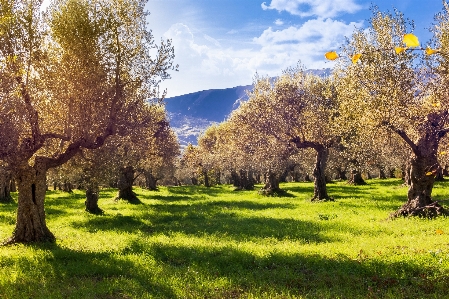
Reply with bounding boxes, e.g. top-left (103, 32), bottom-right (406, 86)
top-left (165, 68), bottom-right (331, 147)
